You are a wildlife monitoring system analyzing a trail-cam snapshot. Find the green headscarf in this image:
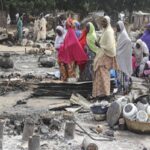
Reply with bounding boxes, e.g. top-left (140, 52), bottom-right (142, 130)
top-left (86, 22), bottom-right (99, 54)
